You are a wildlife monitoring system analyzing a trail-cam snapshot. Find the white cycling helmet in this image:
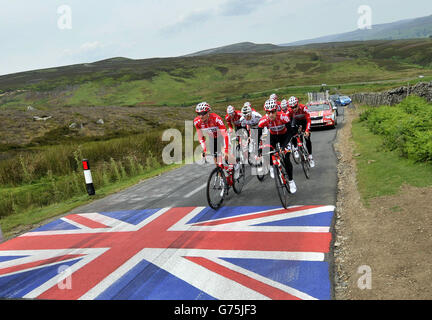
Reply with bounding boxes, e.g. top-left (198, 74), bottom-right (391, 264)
top-left (243, 101), bottom-right (251, 108)
top-left (281, 99), bottom-right (288, 111)
top-left (196, 102), bottom-right (211, 114)
top-left (264, 99), bottom-right (278, 112)
top-left (288, 96), bottom-right (299, 108)
top-left (226, 105), bottom-right (235, 115)
top-left (270, 93), bottom-right (278, 101)
top-left (241, 104), bottom-right (252, 116)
